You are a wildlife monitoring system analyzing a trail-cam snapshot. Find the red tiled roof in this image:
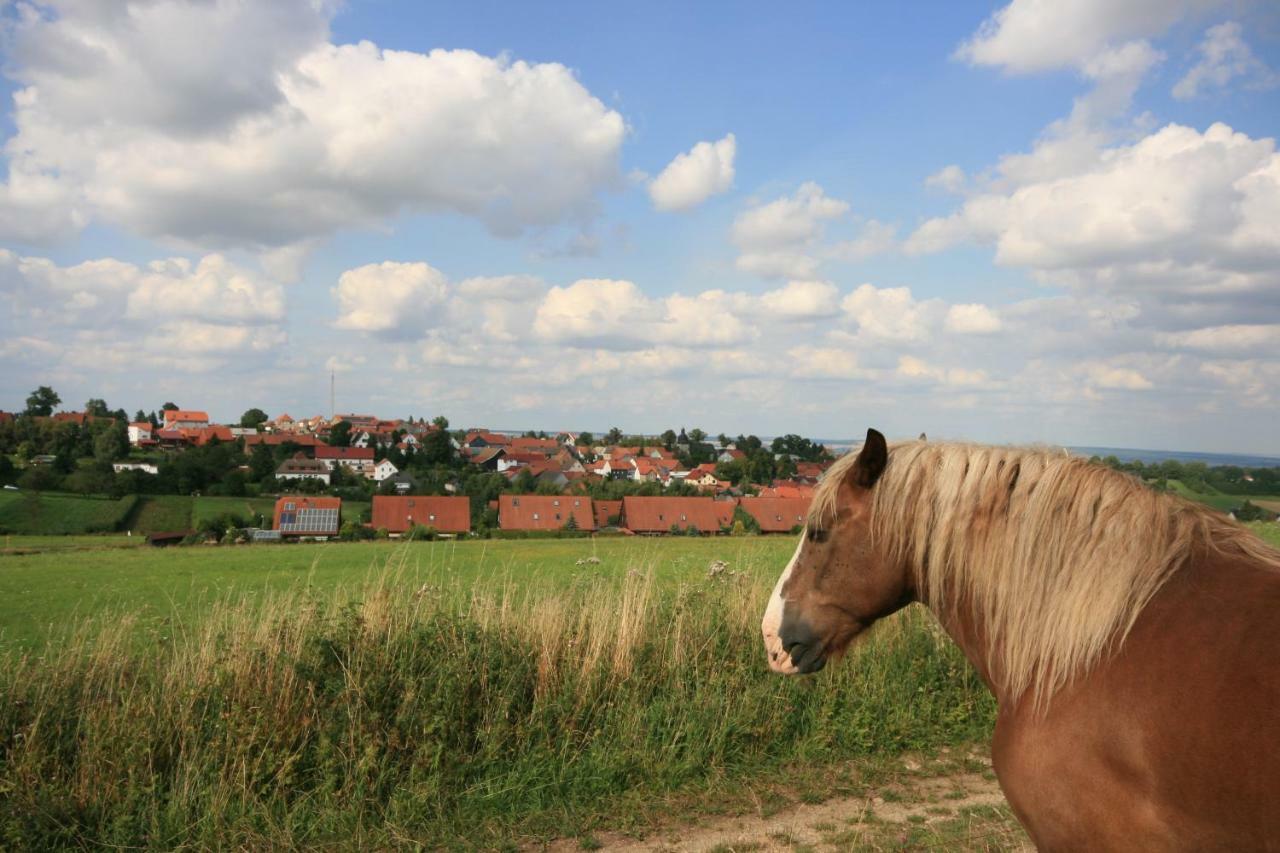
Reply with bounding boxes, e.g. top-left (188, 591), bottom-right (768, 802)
top-left (737, 497), bottom-right (811, 533)
top-left (316, 446), bottom-right (375, 461)
top-left (621, 497), bottom-right (734, 534)
top-left (273, 496), bottom-right (341, 535)
top-left (595, 500), bottom-right (623, 528)
top-left (757, 482), bottom-right (816, 499)
top-left (186, 425), bottom-right (235, 446)
top-left (465, 431), bottom-right (511, 446)
top-left (371, 496), bottom-right (470, 534)
top-left (498, 494), bottom-right (595, 531)
top-left (164, 409), bottom-right (208, 424)
top-left (244, 433), bottom-right (327, 448)
top-left (509, 436), bottom-right (560, 454)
